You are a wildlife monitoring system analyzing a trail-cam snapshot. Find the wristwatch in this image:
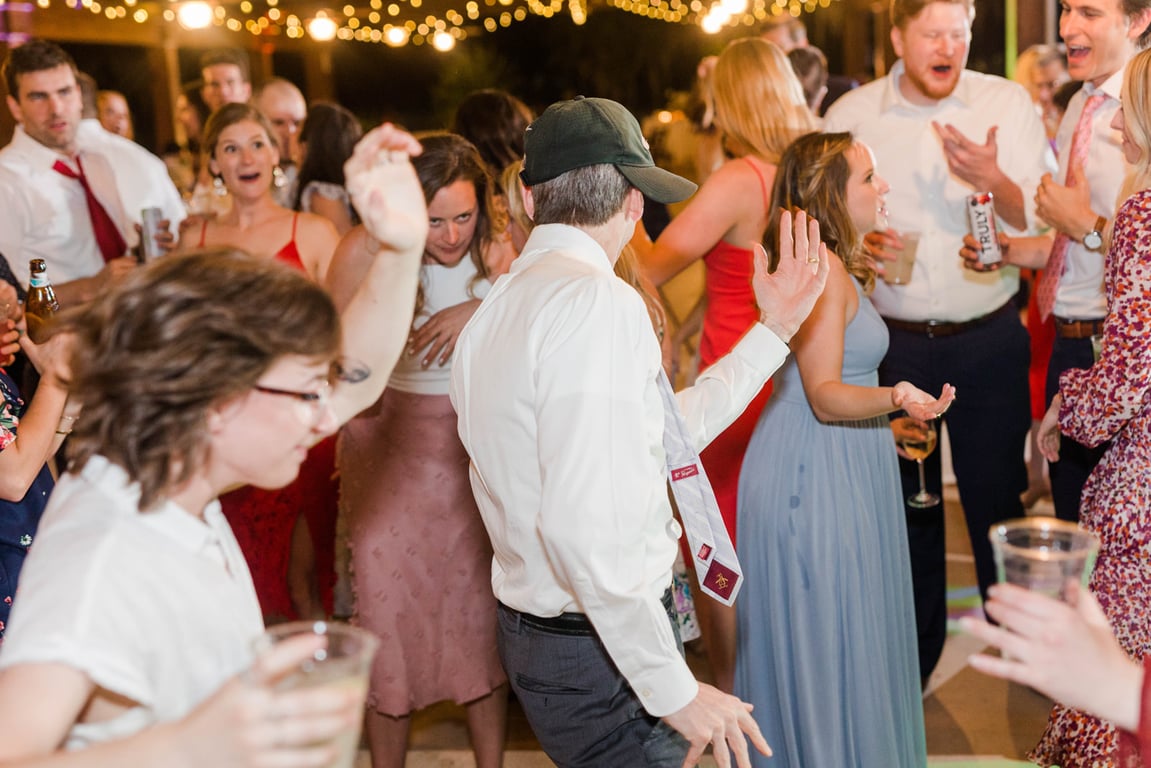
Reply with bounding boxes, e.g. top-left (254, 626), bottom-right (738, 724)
top-left (1083, 216), bottom-right (1107, 251)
